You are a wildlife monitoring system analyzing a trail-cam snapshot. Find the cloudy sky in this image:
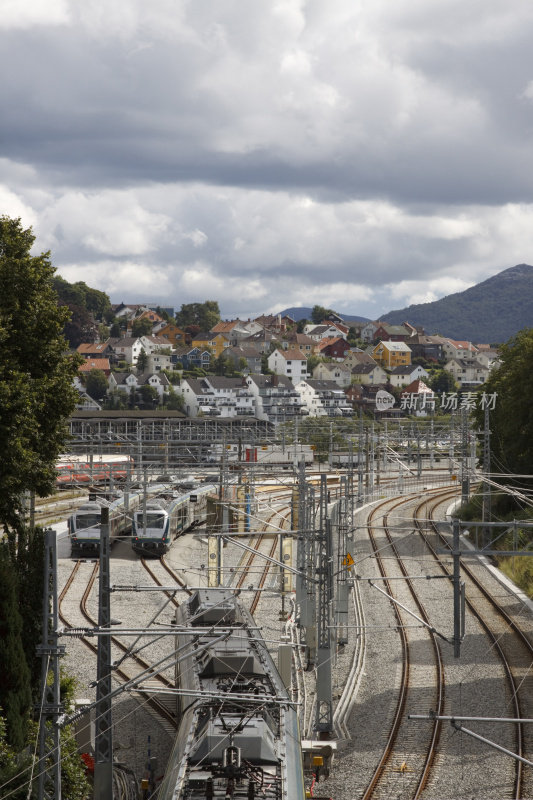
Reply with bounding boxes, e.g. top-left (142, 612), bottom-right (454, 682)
top-left (2, 1), bottom-right (533, 320)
